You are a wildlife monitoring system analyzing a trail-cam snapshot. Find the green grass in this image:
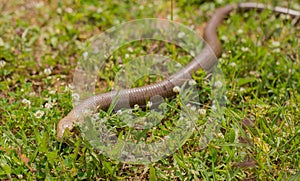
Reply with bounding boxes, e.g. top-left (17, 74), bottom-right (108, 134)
top-left (0, 0), bottom-right (299, 180)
